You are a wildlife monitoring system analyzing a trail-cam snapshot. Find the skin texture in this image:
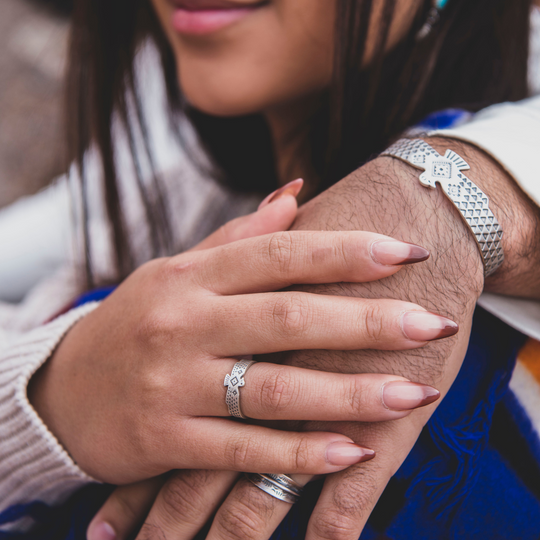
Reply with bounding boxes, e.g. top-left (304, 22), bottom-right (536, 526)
top-left (87, 137), bottom-right (540, 540)
top-left (201, 140), bottom-right (540, 540)
top-left (82, 1), bottom-right (540, 538)
top-left (45, 0), bottom-right (540, 540)
top-left (150, 0), bottom-right (422, 183)
top-left (150, 0), bottom-right (337, 119)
